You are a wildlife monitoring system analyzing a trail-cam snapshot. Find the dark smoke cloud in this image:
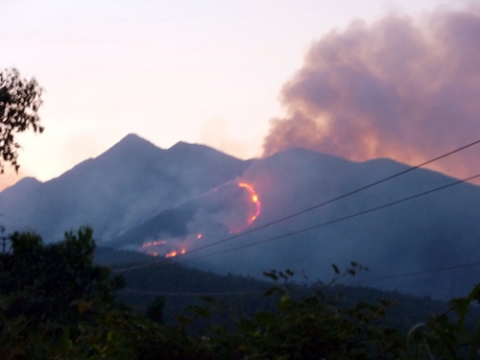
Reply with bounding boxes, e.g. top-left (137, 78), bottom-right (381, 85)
top-left (264, 6), bottom-right (480, 180)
